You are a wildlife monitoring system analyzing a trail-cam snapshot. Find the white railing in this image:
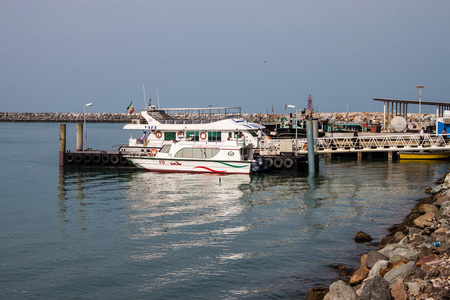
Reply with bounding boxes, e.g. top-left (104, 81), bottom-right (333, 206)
top-left (261, 134), bottom-right (450, 155)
